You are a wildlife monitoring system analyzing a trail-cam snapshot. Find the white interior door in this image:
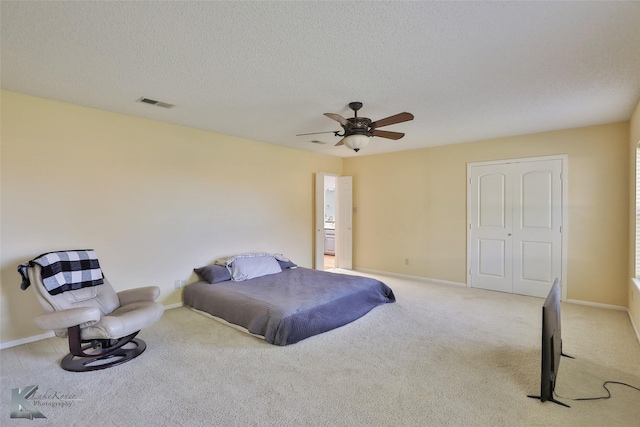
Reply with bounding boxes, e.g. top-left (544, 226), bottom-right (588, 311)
top-left (469, 164), bottom-right (513, 293)
top-left (469, 158), bottom-right (563, 297)
top-left (336, 176), bottom-right (353, 269)
top-left (314, 173), bottom-right (353, 270)
top-left (314, 173), bottom-right (327, 270)
top-left (512, 160), bottom-right (562, 297)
